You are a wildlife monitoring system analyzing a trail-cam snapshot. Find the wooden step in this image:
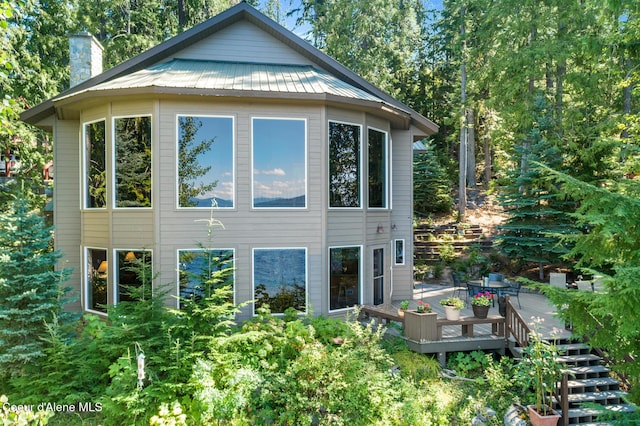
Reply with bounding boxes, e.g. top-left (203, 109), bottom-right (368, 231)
top-left (565, 365), bottom-right (610, 379)
top-left (557, 342), bottom-right (591, 355)
top-left (559, 404), bottom-right (635, 422)
top-left (557, 353), bottom-right (602, 366)
top-left (560, 390), bottom-right (628, 406)
top-left (565, 377), bottom-right (620, 392)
